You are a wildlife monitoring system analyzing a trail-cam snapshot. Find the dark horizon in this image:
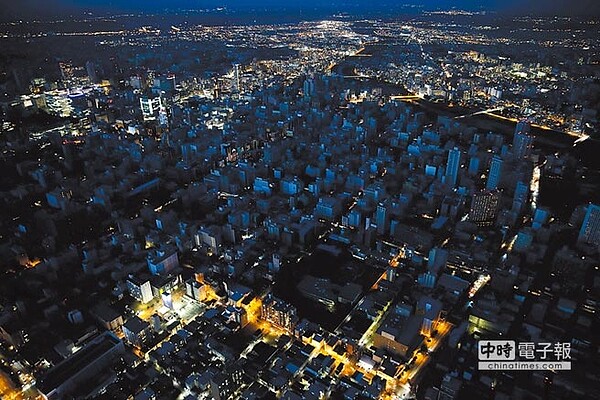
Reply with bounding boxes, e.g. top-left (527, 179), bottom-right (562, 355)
top-left (2, 0), bottom-right (600, 21)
